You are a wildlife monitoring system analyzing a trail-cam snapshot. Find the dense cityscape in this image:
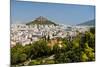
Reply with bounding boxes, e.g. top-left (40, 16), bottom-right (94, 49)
top-left (11, 24), bottom-right (91, 47)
